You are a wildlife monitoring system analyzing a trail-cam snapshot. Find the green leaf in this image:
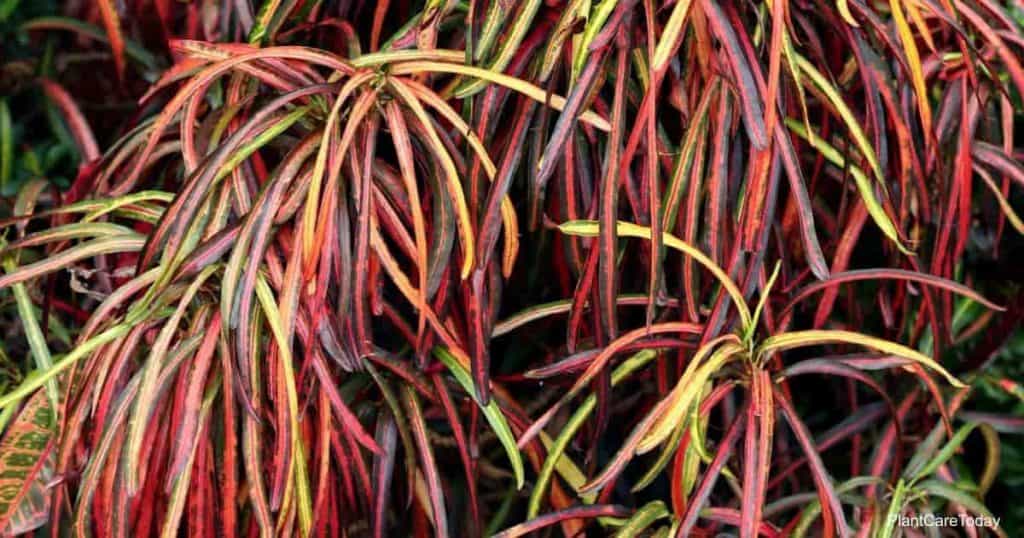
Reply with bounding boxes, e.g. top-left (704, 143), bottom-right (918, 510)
top-left (916, 479), bottom-right (1001, 523)
top-left (0, 99), bottom-right (11, 190)
top-left (614, 500), bottom-right (669, 537)
top-left (911, 423), bottom-right (978, 483)
top-left (0, 324), bottom-right (130, 409)
top-left (527, 350), bottom-right (658, 518)
top-left (434, 347), bottom-right (524, 489)
top-left (786, 118), bottom-right (910, 254)
top-left (456, 0), bottom-right (544, 97)
top-left (2, 250), bottom-right (58, 411)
